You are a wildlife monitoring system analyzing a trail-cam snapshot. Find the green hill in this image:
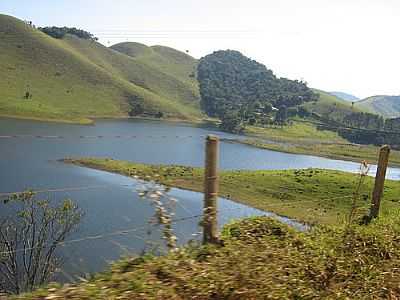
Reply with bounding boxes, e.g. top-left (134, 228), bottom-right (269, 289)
top-left (111, 43), bottom-right (197, 87)
top-left (329, 91), bottom-right (359, 102)
top-left (355, 95), bottom-right (400, 118)
top-left (197, 50), bottom-right (318, 118)
top-left (109, 42), bottom-right (199, 105)
top-left (0, 15), bottom-right (201, 123)
top-left (303, 89), bottom-right (364, 120)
